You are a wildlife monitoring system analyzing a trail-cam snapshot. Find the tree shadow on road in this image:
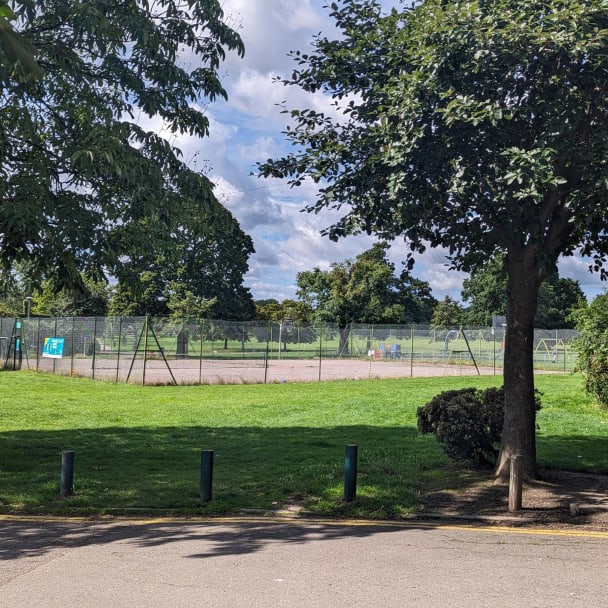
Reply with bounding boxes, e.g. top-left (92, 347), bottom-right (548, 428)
top-left (0, 517), bottom-right (441, 561)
